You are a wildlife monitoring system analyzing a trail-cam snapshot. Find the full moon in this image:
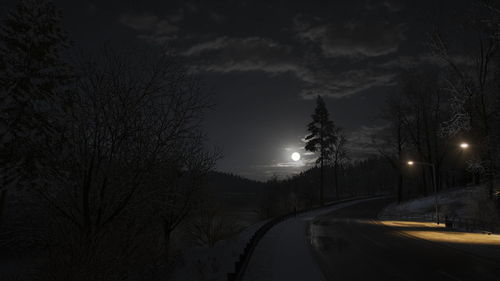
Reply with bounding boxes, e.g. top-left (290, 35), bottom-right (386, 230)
top-left (291, 152), bottom-right (301, 161)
